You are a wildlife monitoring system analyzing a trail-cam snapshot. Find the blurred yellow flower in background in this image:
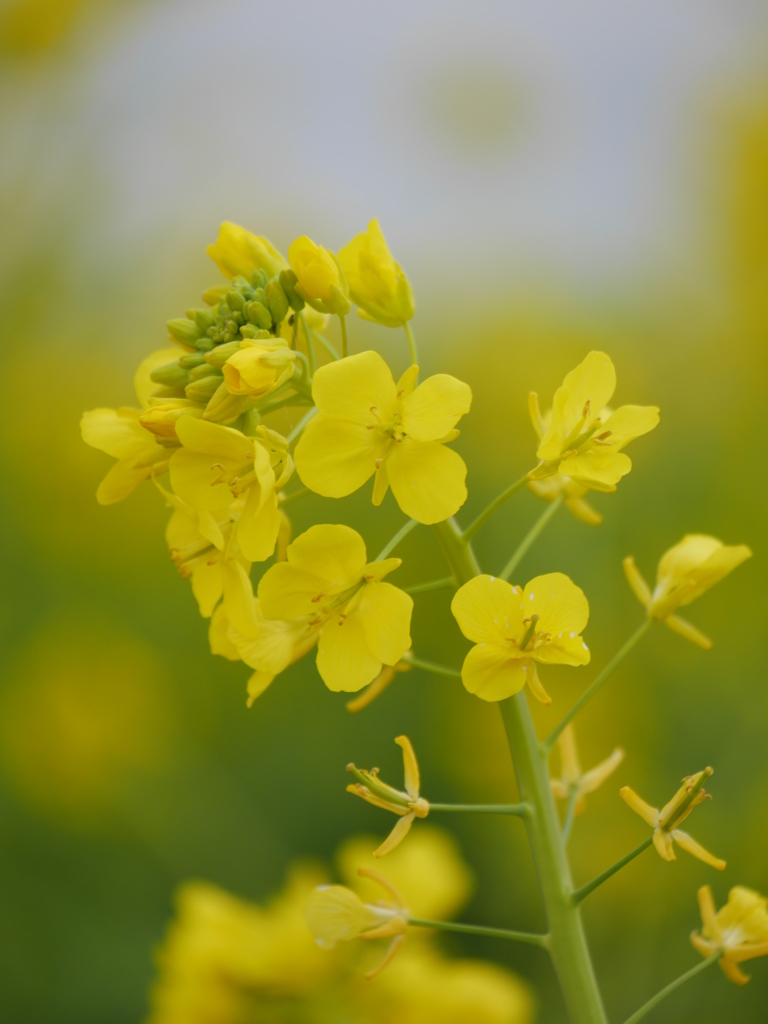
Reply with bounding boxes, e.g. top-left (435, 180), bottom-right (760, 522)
top-left (258, 524), bottom-right (413, 692)
top-left (528, 350), bottom-right (659, 493)
top-left (295, 350), bottom-right (472, 522)
top-left (549, 724), bottom-right (624, 814)
top-left (691, 885), bottom-right (768, 985)
top-left (338, 218), bottom-right (415, 327)
top-left (623, 534), bottom-right (752, 648)
top-left (451, 572), bottom-right (590, 703)
top-left (206, 221), bottom-right (288, 280)
top-left (621, 767), bottom-right (726, 869)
